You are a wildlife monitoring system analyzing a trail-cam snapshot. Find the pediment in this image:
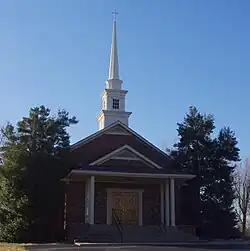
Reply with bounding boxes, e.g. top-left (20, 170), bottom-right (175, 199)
top-left (71, 121), bottom-right (169, 160)
top-left (104, 123), bottom-right (131, 136)
top-left (89, 145), bottom-right (162, 169)
top-left (114, 148), bottom-right (138, 158)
